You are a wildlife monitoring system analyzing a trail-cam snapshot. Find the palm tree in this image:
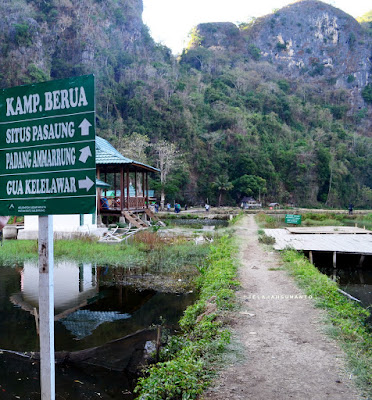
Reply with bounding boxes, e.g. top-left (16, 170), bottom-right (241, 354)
top-left (212, 175), bottom-right (233, 207)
